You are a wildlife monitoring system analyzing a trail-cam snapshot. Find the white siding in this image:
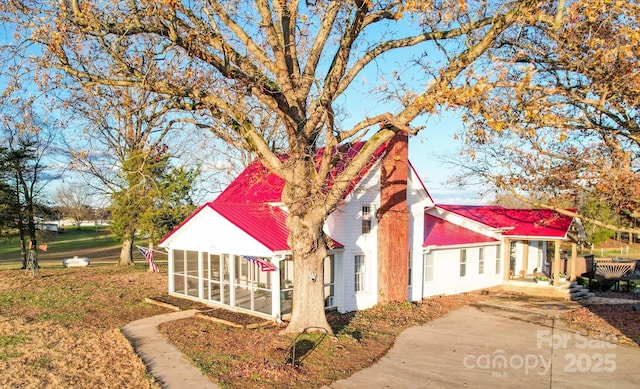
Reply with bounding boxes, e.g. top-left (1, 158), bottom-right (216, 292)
top-left (422, 245), bottom-right (503, 297)
top-left (335, 160), bottom-right (381, 312)
top-left (331, 158), bottom-right (434, 309)
top-left (526, 241), bottom-right (542, 274)
top-left (408, 168), bottom-right (435, 302)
